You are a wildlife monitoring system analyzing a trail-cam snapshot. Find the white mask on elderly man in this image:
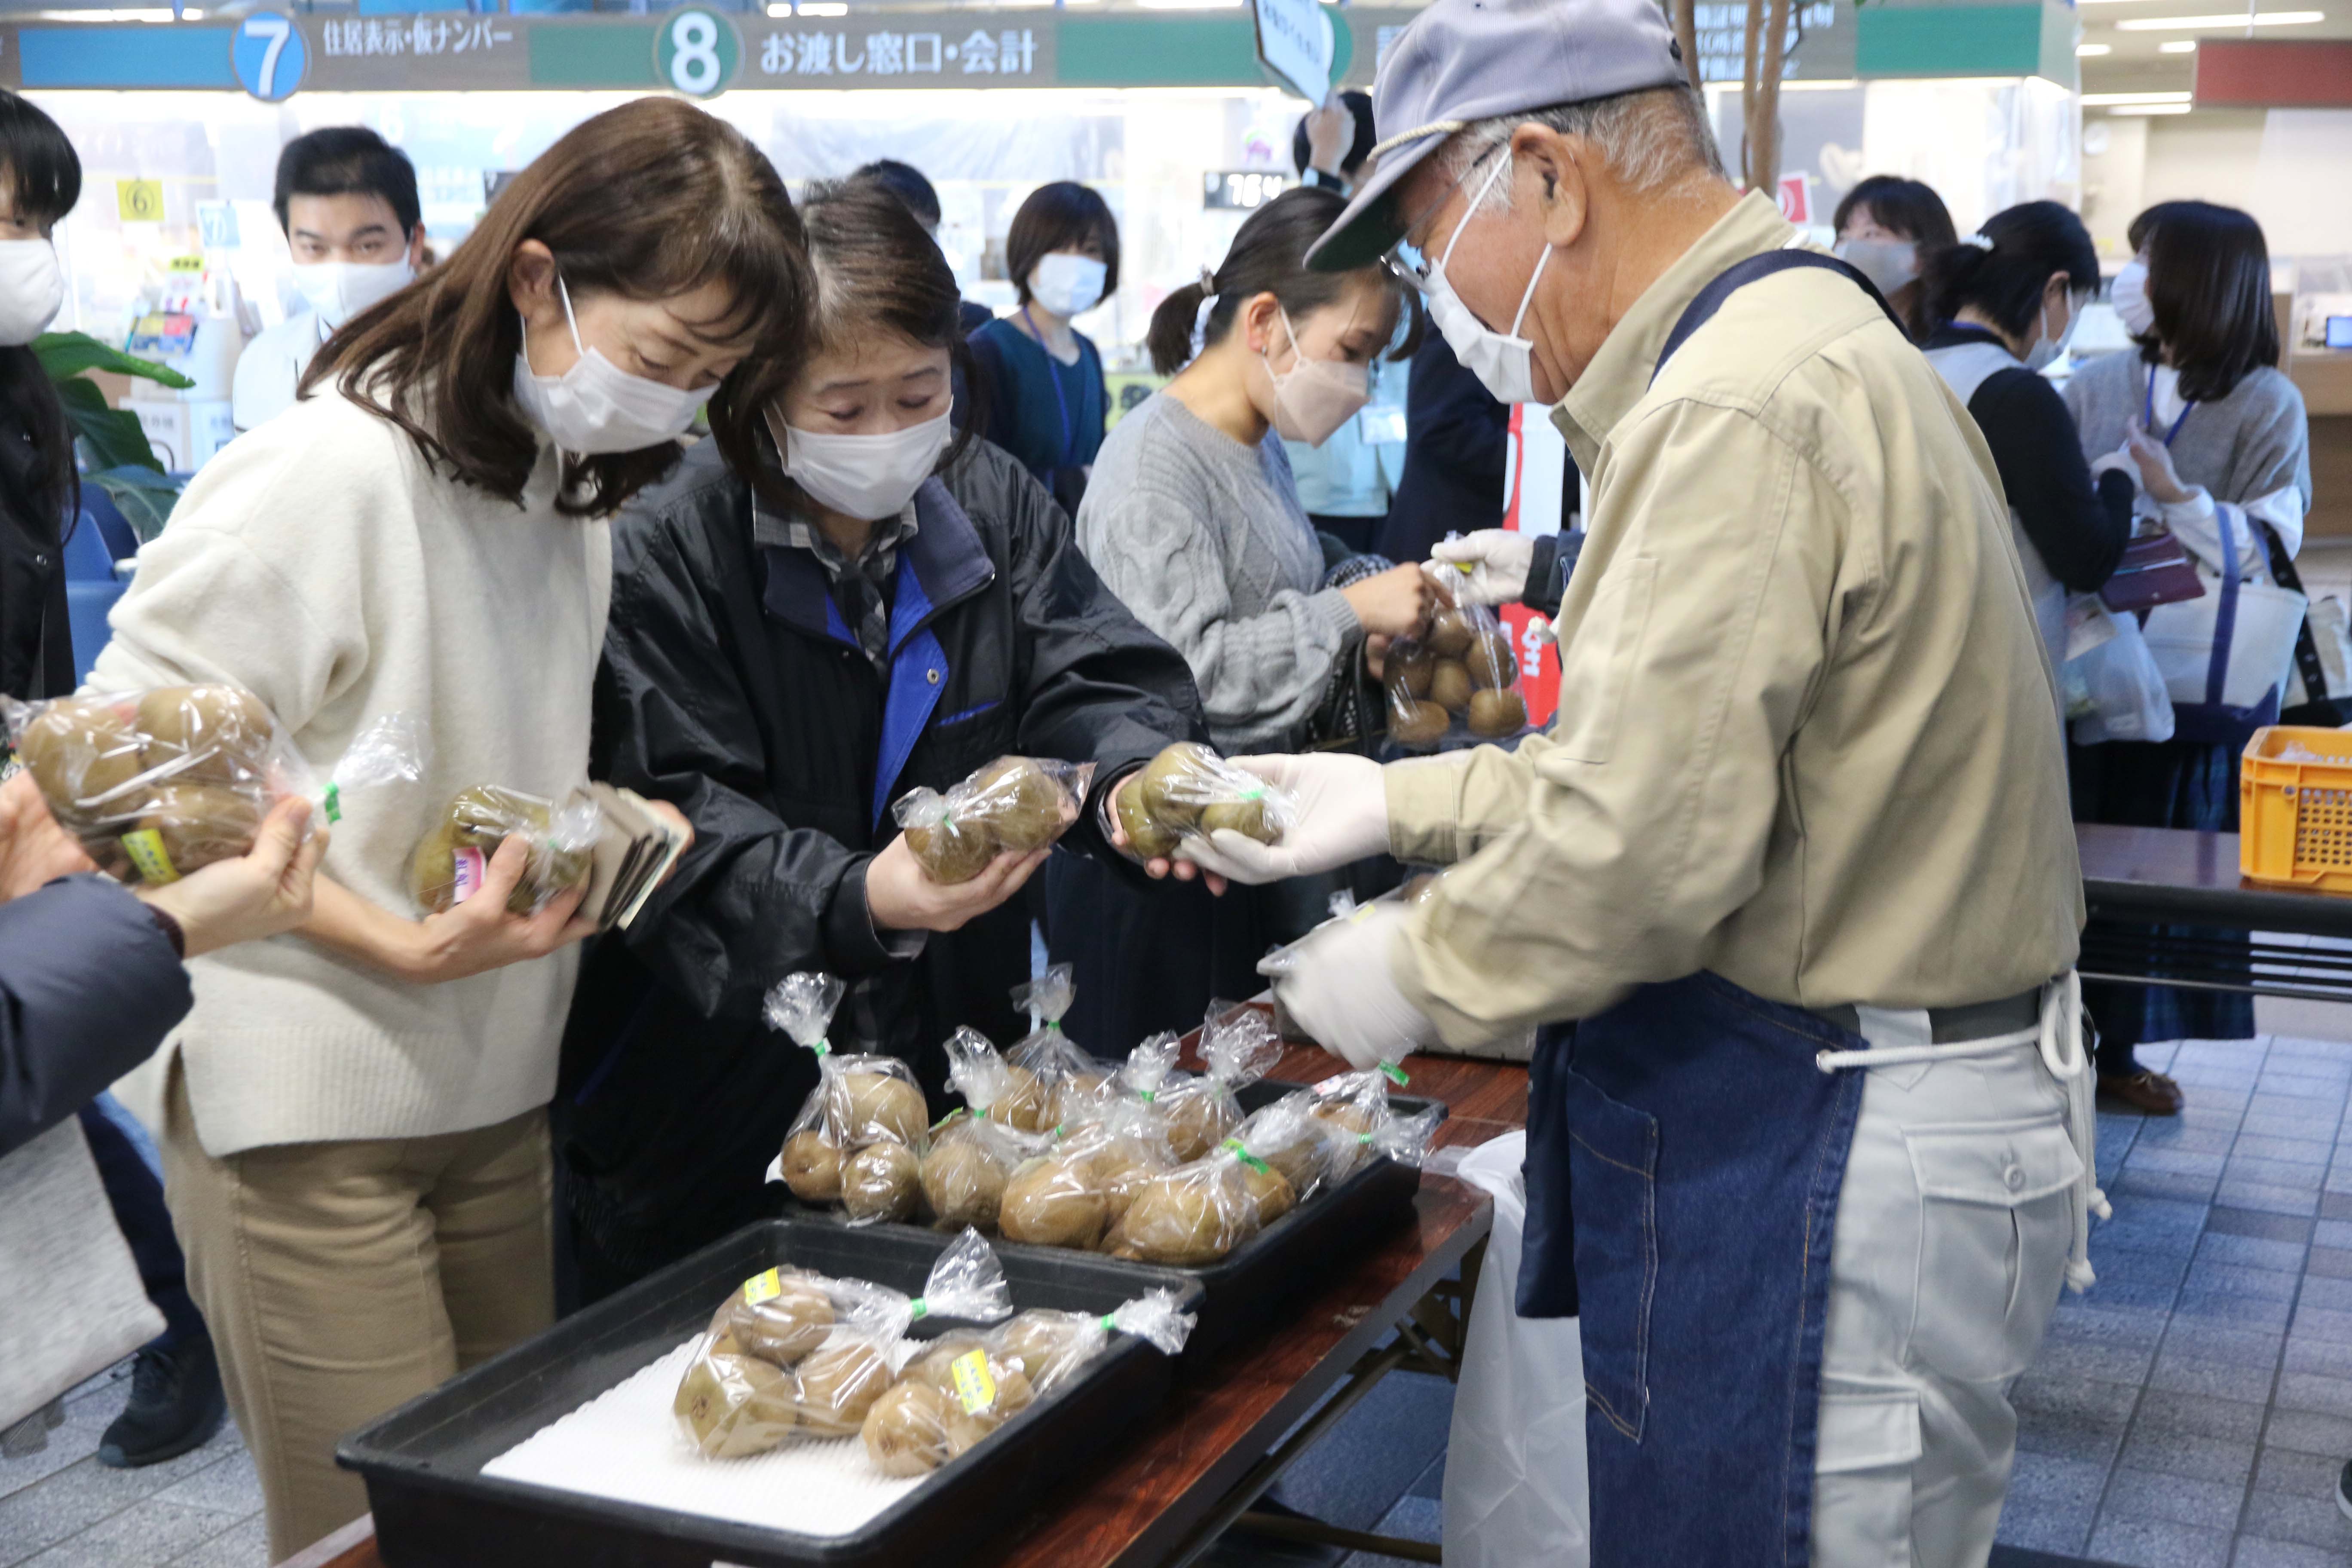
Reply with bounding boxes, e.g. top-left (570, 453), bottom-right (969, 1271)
top-left (1424, 152), bottom-right (1550, 407)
